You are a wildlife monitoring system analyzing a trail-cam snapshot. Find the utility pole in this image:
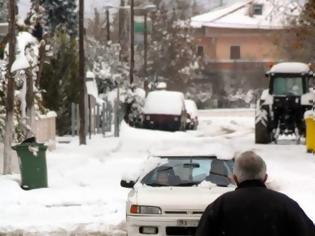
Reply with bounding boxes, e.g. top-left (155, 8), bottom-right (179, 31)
top-left (3, 0), bottom-right (16, 174)
top-left (79, 0), bottom-right (86, 145)
top-left (106, 8), bottom-right (110, 42)
top-left (130, 0), bottom-right (134, 85)
top-left (143, 11), bottom-right (148, 91)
